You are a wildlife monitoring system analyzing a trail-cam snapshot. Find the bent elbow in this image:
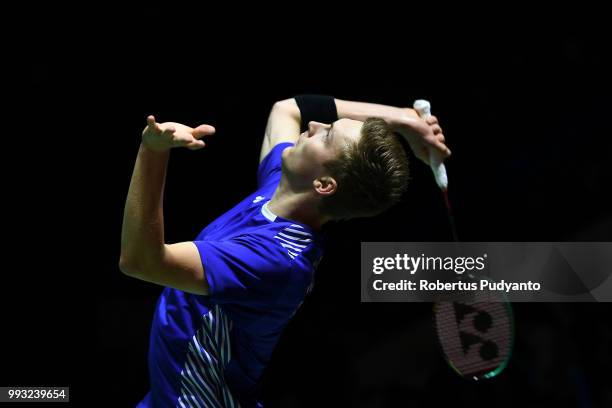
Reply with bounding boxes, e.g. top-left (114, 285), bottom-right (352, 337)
top-left (272, 99), bottom-right (300, 118)
top-left (119, 254), bottom-right (140, 277)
